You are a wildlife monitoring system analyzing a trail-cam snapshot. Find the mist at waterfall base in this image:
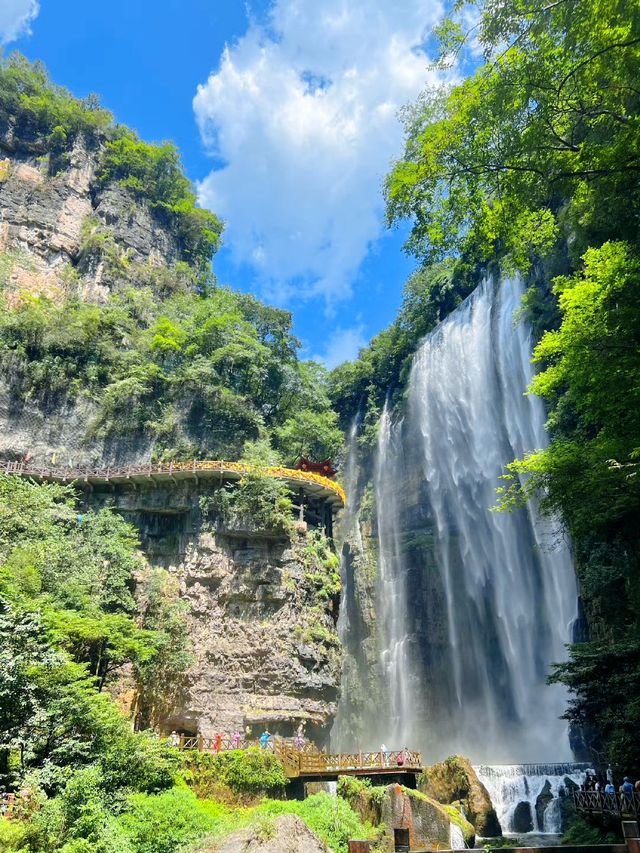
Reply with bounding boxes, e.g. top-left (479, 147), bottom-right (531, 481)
top-left (335, 276), bottom-right (580, 766)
